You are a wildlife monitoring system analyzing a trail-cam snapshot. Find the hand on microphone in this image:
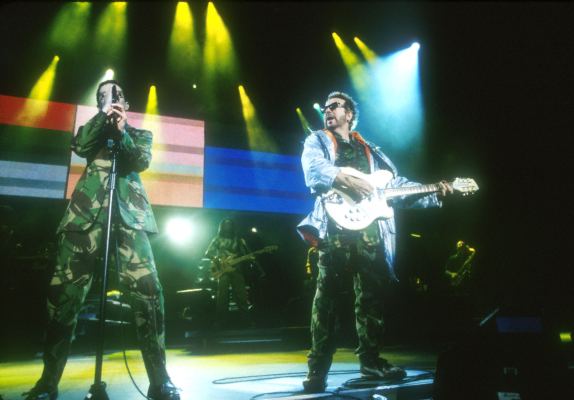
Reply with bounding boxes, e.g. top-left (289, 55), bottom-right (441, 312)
top-left (106, 104), bottom-right (127, 138)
